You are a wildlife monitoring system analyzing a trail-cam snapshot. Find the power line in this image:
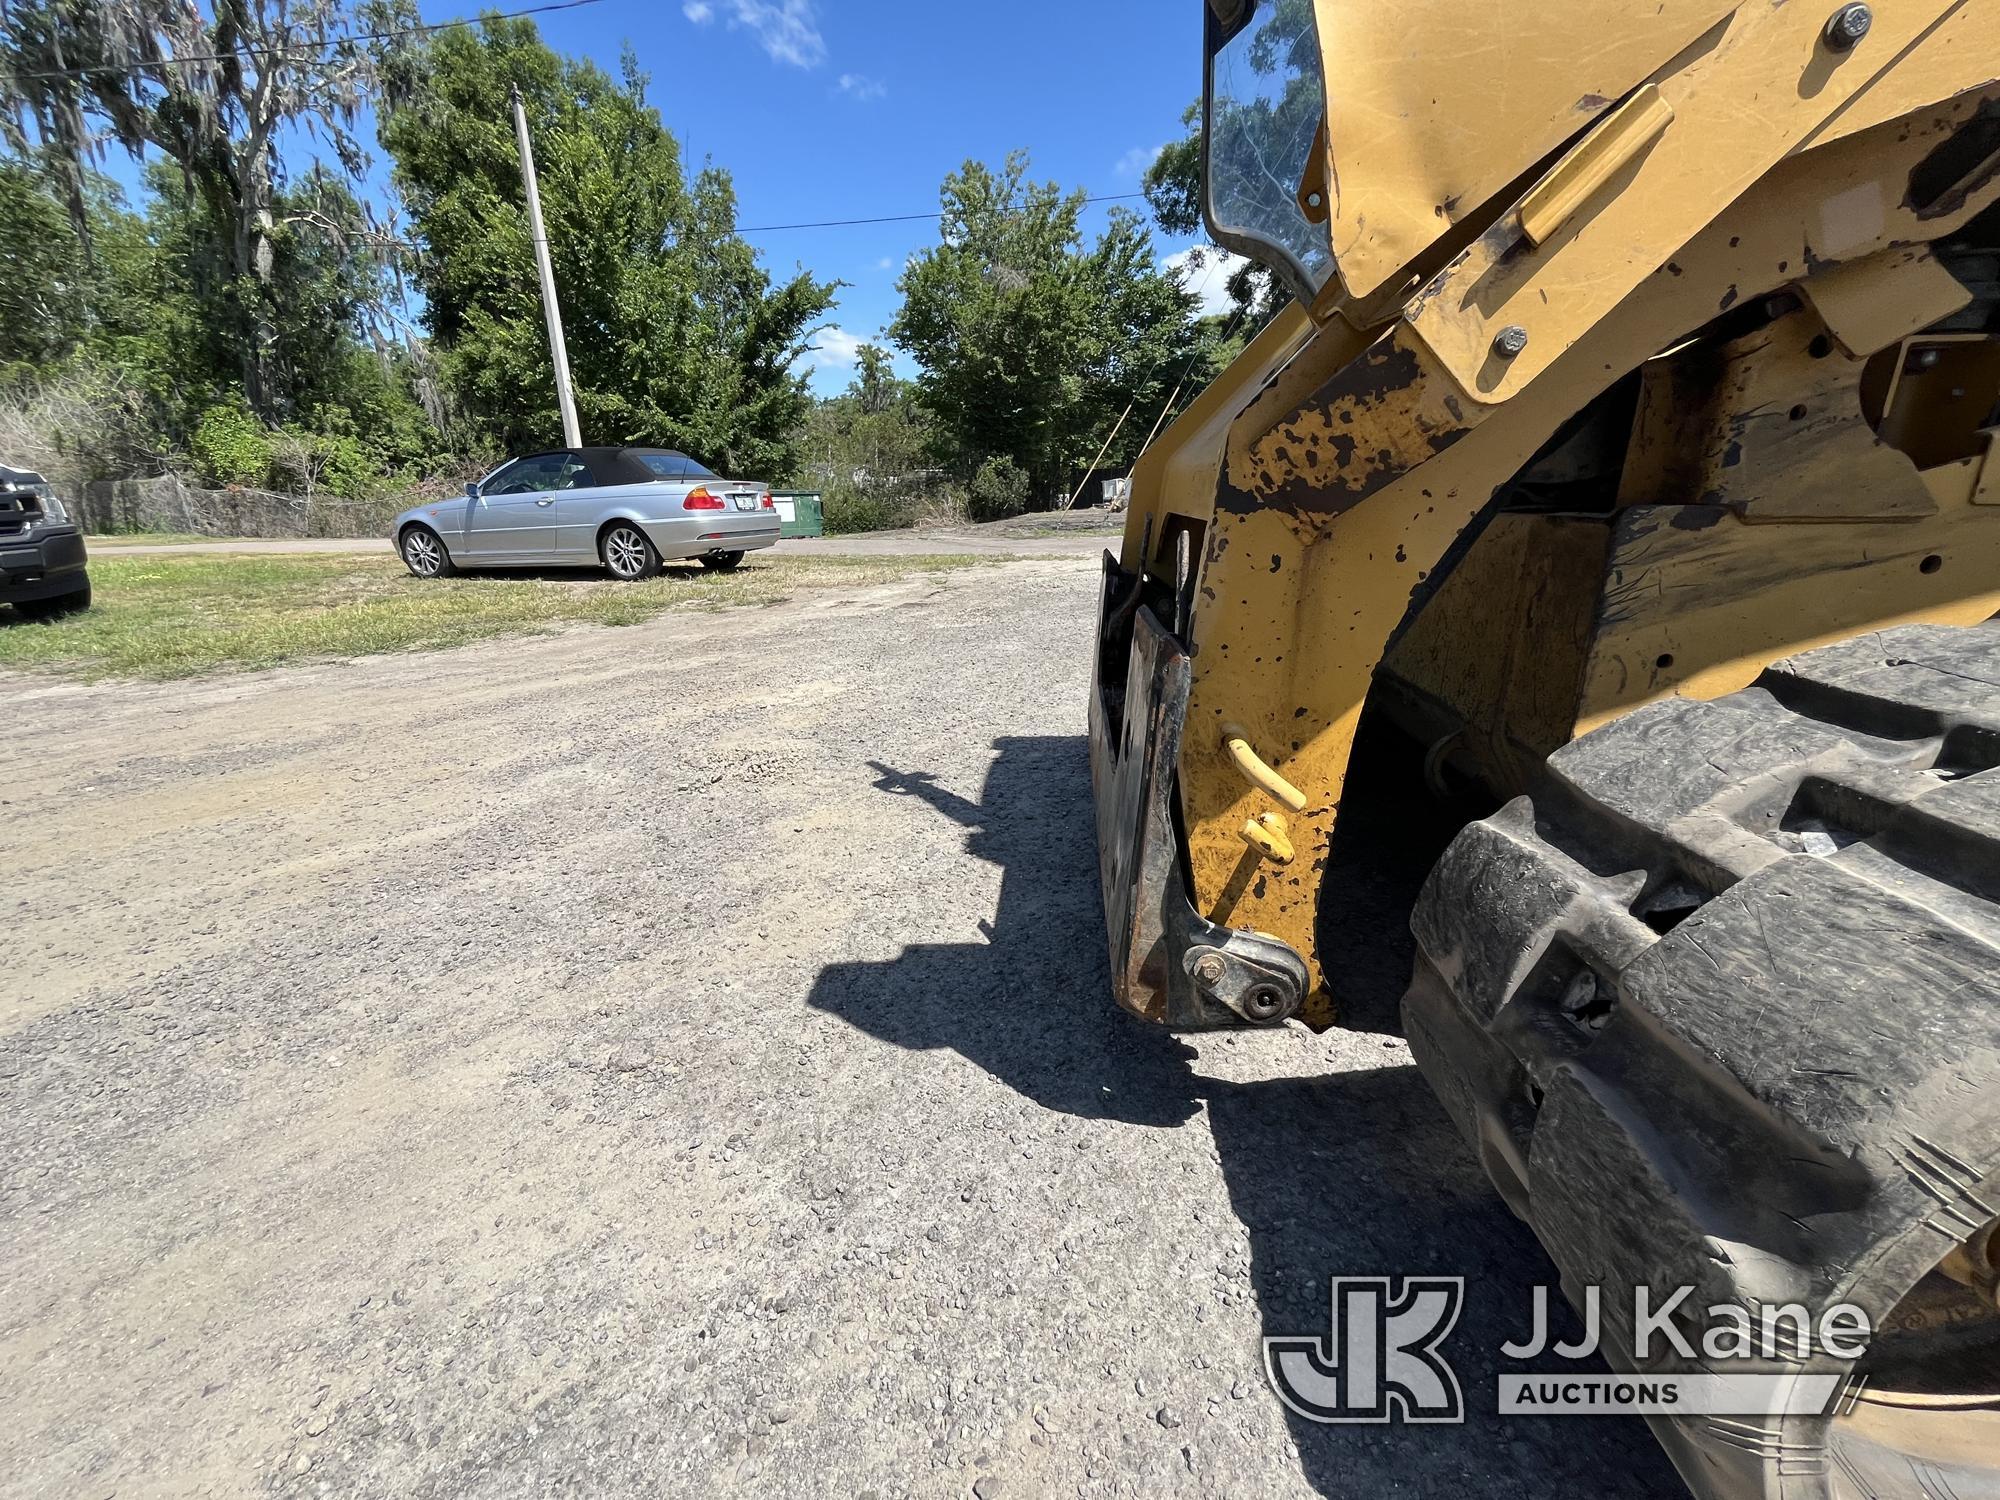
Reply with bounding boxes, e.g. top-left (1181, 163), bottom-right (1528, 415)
top-left (2, 0), bottom-right (606, 85)
top-left (739, 193), bottom-right (1147, 234)
top-left (222, 186), bottom-right (1158, 255)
